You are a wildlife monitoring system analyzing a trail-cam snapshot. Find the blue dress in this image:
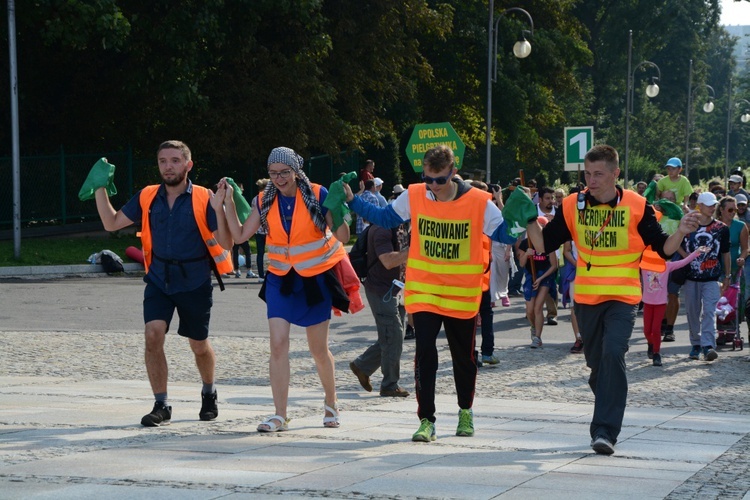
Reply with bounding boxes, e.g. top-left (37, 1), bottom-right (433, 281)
top-left (265, 191), bottom-right (333, 326)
